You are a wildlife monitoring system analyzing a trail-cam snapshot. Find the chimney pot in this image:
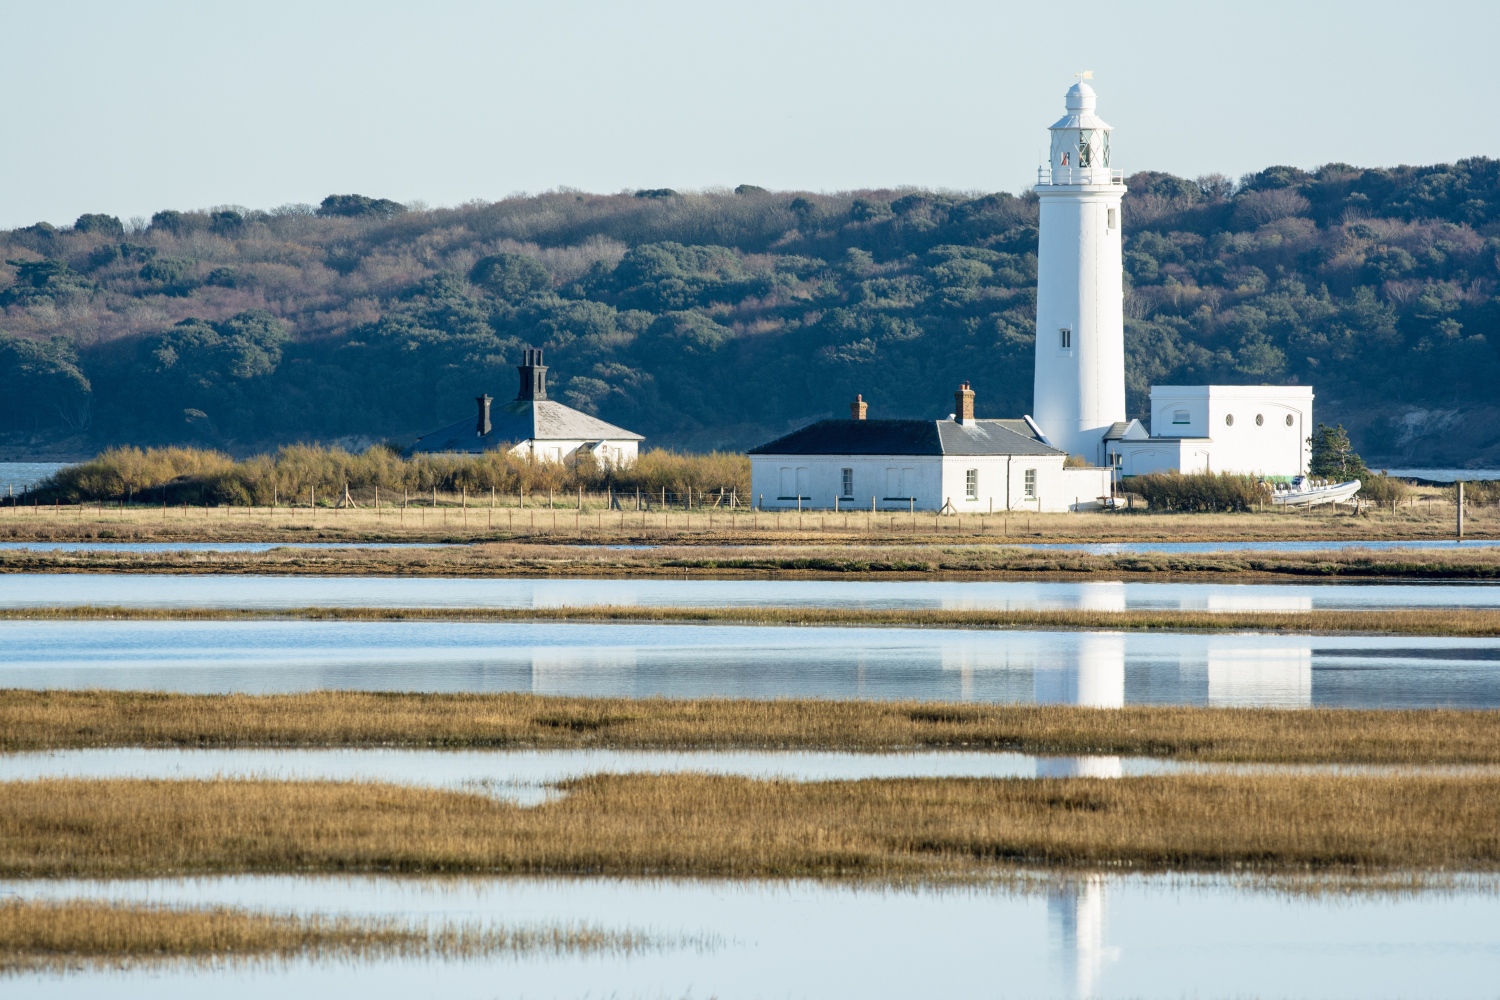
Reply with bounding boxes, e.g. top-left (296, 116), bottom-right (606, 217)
top-left (476, 394), bottom-right (493, 436)
top-left (850, 394), bottom-right (868, 420)
top-left (954, 381), bottom-right (975, 424)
